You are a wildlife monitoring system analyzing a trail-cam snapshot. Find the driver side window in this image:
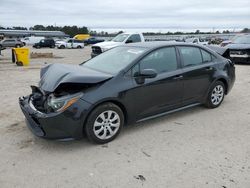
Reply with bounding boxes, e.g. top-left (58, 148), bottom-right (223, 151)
top-left (136, 47), bottom-right (178, 74)
top-left (126, 34), bottom-right (141, 43)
